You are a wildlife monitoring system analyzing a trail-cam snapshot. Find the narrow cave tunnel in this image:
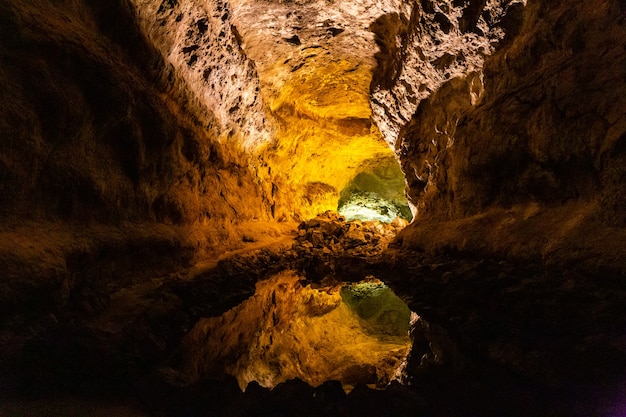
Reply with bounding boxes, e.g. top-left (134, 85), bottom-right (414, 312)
top-left (1, 0), bottom-right (626, 417)
top-left (338, 156), bottom-right (413, 222)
